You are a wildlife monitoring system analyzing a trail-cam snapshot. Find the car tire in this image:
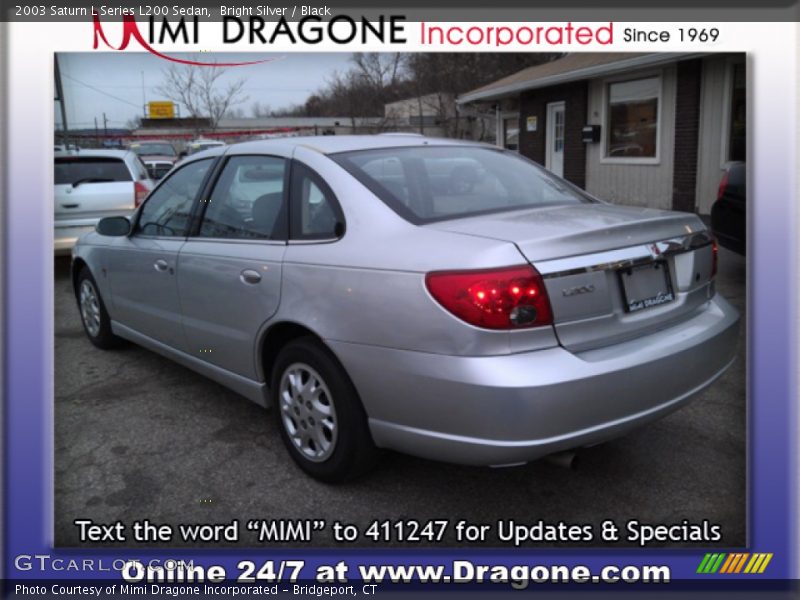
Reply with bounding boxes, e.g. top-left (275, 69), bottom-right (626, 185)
top-left (76, 267), bottom-right (125, 350)
top-left (271, 338), bottom-right (381, 483)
